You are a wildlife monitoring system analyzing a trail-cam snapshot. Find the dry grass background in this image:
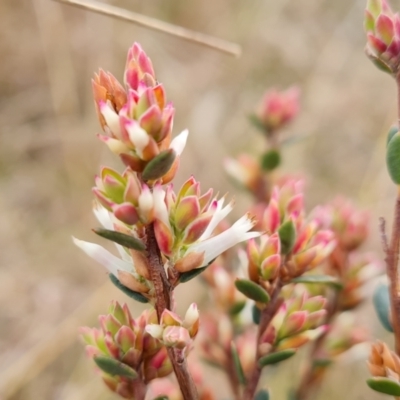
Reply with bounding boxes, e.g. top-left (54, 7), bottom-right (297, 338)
top-left (0, 0), bottom-right (399, 398)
